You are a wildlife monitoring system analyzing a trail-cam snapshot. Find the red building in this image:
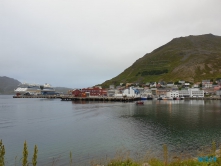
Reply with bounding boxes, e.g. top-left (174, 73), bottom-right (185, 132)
top-left (72, 89), bottom-right (84, 97)
top-left (72, 87), bottom-right (107, 97)
top-left (81, 87), bottom-right (107, 96)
